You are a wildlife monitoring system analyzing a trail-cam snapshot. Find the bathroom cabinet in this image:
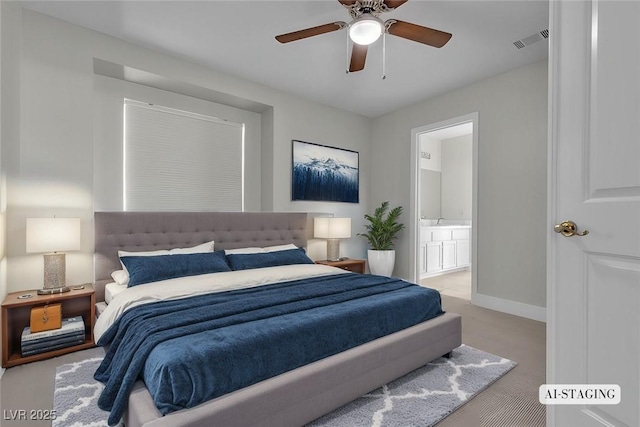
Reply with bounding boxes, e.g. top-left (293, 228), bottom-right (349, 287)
top-left (419, 226), bottom-right (471, 278)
